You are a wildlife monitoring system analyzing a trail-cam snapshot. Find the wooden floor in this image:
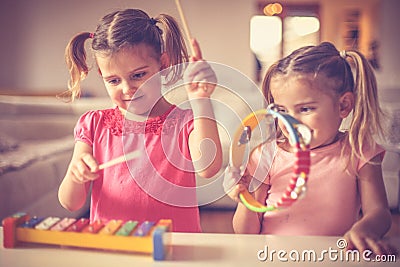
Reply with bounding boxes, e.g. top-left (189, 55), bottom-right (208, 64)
top-left (200, 208), bottom-right (400, 236)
